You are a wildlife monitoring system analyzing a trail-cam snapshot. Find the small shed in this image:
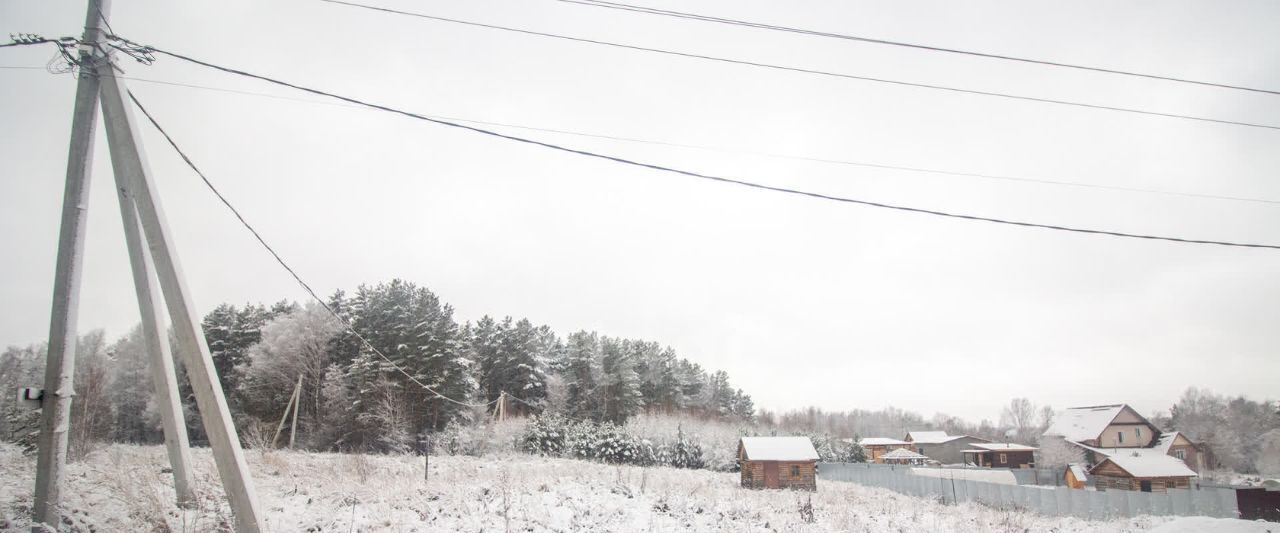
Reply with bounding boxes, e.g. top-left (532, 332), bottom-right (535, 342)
top-left (961, 443), bottom-right (1038, 468)
top-left (1090, 451), bottom-right (1197, 493)
top-left (880, 447), bottom-right (929, 465)
top-left (1065, 463), bottom-right (1088, 489)
top-left (739, 436), bottom-right (819, 491)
